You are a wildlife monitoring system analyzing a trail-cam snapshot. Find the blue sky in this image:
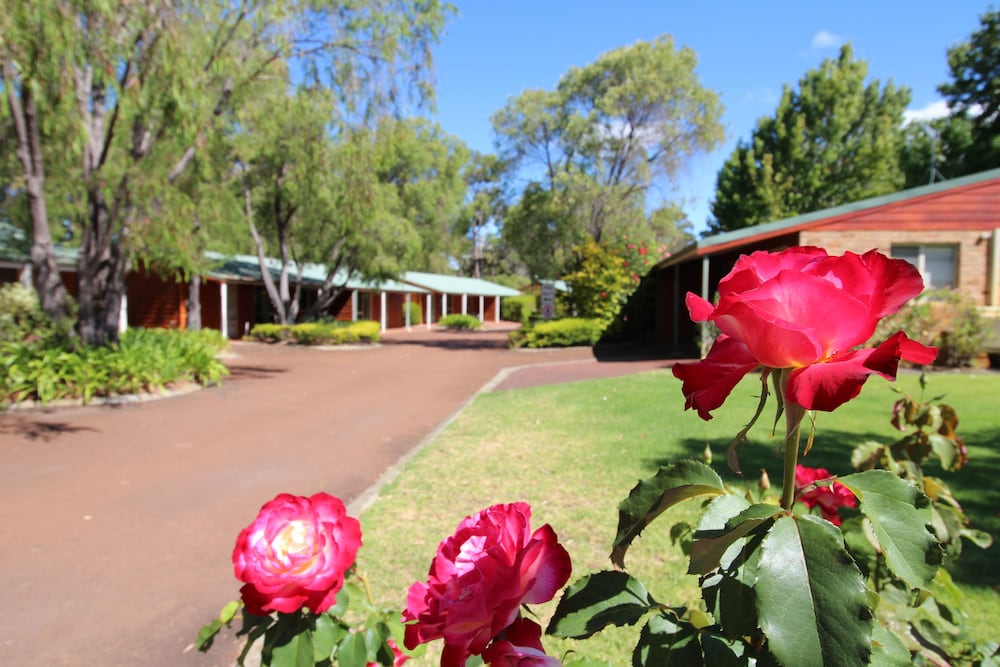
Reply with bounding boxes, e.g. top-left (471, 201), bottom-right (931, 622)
top-left (428, 1), bottom-right (989, 234)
